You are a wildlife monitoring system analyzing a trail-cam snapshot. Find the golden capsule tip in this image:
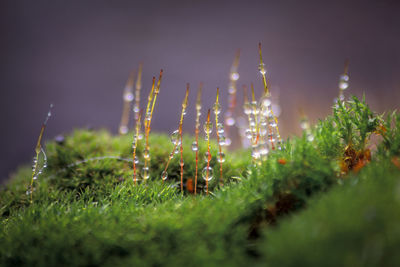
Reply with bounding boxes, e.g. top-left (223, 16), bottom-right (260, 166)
top-left (251, 83), bottom-right (256, 102)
